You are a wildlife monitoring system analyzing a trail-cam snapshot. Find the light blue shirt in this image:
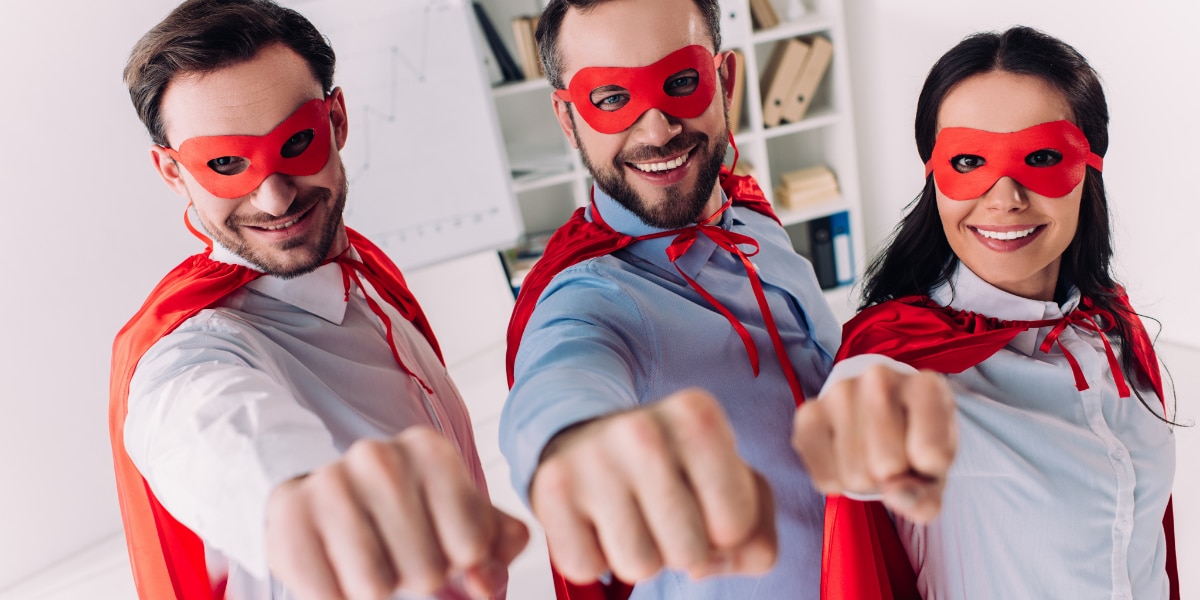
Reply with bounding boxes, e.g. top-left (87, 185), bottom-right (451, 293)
top-left (864, 264), bottom-right (1174, 600)
top-left (501, 186), bottom-right (841, 599)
